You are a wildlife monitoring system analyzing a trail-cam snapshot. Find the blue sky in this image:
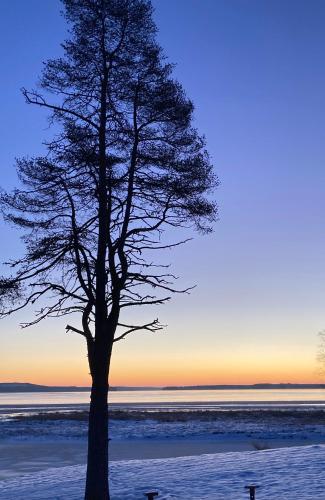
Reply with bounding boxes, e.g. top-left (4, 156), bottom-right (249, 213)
top-left (0, 0), bottom-right (325, 385)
